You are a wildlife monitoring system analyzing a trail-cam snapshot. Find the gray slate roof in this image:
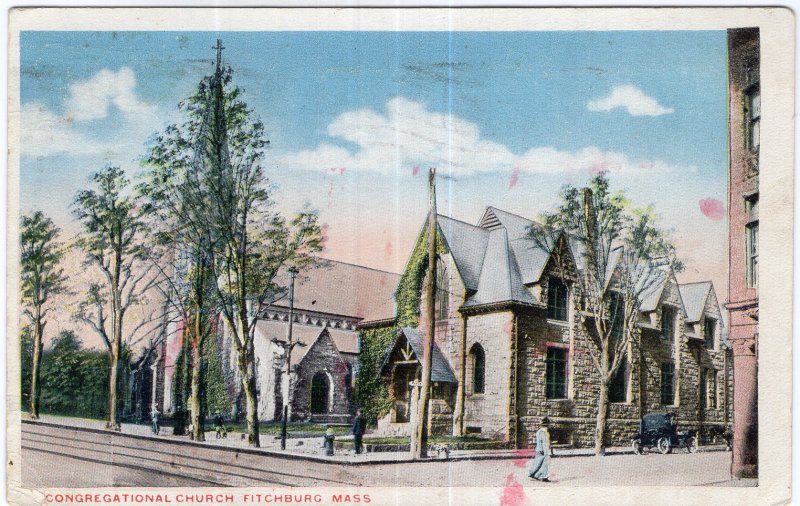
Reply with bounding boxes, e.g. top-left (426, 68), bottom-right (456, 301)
top-left (678, 282), bottom-right (713, 323)
top-left (434, 206), bottom-right (718, 322)
top-left (379, 327), bottom-right (457, 383)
